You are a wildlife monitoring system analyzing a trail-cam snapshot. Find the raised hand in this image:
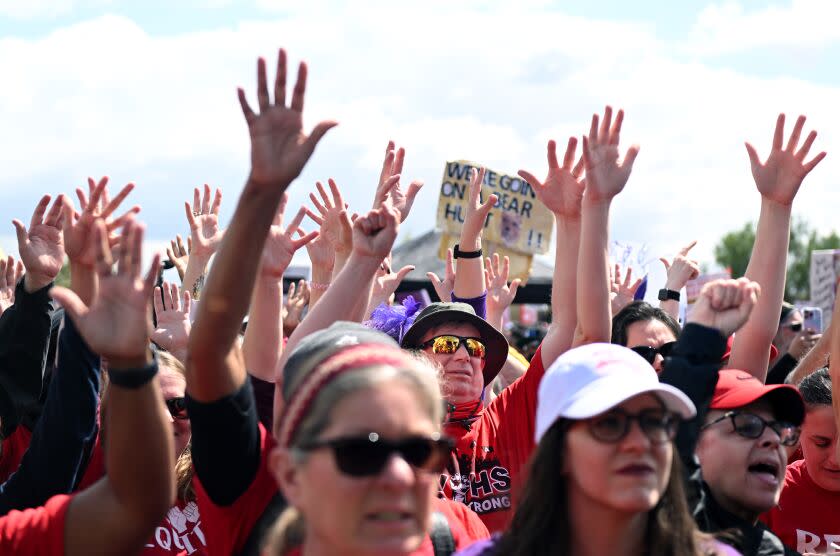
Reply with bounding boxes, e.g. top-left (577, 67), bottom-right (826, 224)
top-left (660, 240), bottom-right (700, 291)
top-left (369, 257), bottom-right (415, 312)
top-left (152, 281), bottom-right (191, 361)
top-left (0, 256), bottom-right (23, 314)
top-left (306, 178), bottom-right (353, 256)
top-left (518, 137), bottom-right (586, 220)
top-left (461, 167), bottom-right (497, 246)
top-left (261, 195), bottom-right (318, 278)
top-left (351, 206), bottom-right (400, 261)
top-left (485, 253), bottom-right (521, 328)
top-left (166, 235), bottom-right (190, 283)
top-left (372, 141), bottom-right (424, 222)
top-left (745, 114), bottom-right (826, 206)
top-left (50, 219), bottom-right (161, 368)
top-left (687, 277), bottom-right (760, 339)
top-left (14, 194), bottom-right (65, 291)
top-left (581, 106), bottom-right (639, 203)
top-left (609, 263), bottom-right (643, 316)
top-left (238, 48), bottom-right (337, 189)
top-left (283, 279), bottom-right (309, 334)
top-left (427, 248), bottom-right (455, 302)
top-left (184, 184), bottom-right (224, 259)
top-left (65, 177), bottom-right (138, 267)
